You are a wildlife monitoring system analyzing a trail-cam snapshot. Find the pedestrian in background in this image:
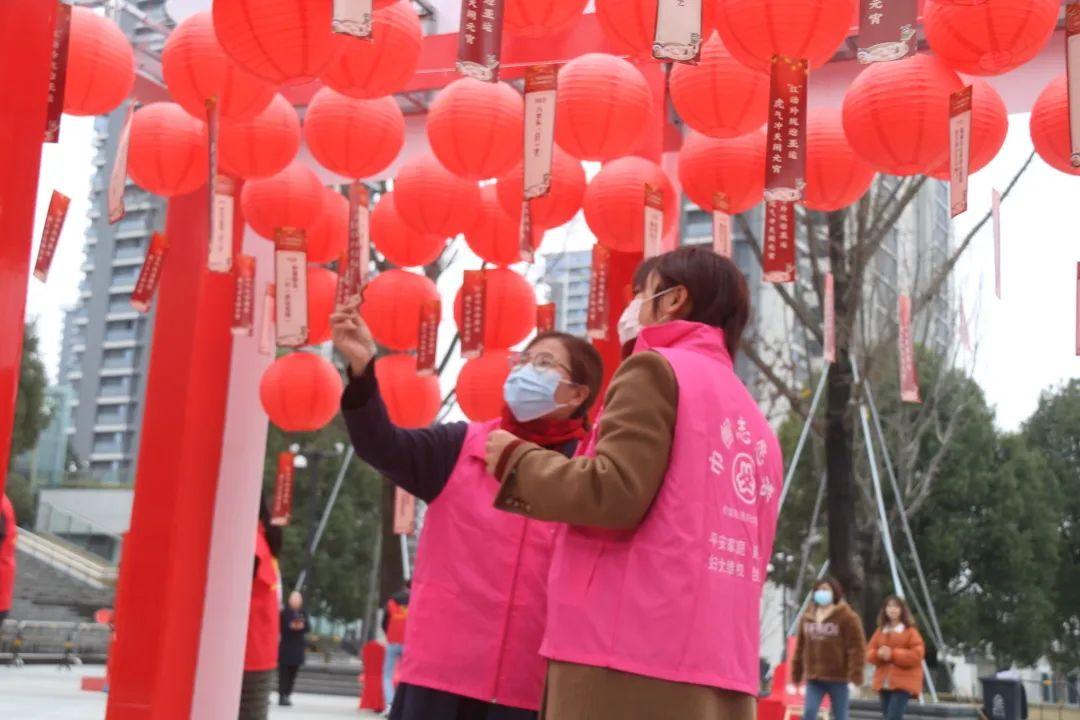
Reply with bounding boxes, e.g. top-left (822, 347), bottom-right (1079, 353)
top-left (867, 596), bottom-right (925, 720)
top-left (792, 577), bottom-right (867, 720)
top-left (278, 590), bottom-right (310, 707)
top-left (239, 501), bottom-right (282, 720)
top-left (382, 583), bottom-right (410, 716)
top-left (0, 494), bottom-right (16, 624)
